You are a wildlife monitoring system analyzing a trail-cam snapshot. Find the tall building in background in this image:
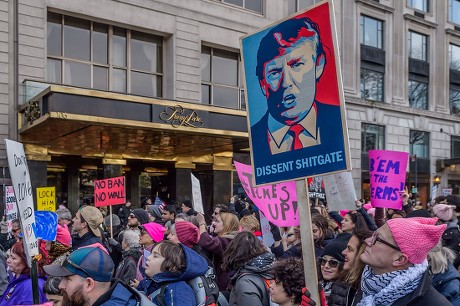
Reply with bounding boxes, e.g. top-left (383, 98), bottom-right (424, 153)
top-left (0, 0), bottom-right (459, 213)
